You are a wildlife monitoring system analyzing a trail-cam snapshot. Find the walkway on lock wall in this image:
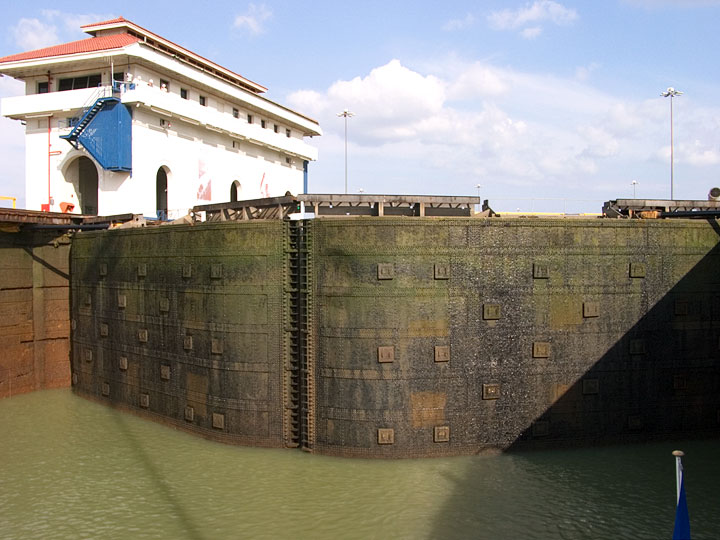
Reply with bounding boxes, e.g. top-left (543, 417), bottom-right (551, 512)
top-left (193, 194), bottom-right (492, 222)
